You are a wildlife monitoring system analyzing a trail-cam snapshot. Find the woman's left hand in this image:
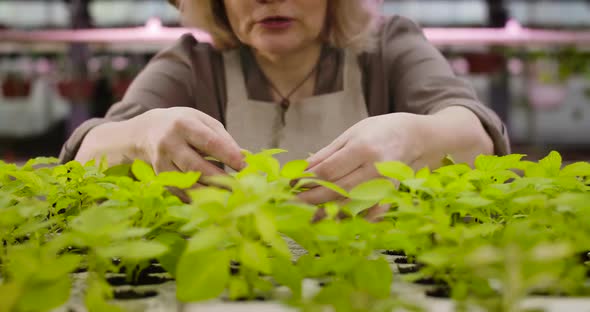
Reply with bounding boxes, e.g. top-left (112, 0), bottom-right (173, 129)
top-left (298, 112), bottom-right (428, 205)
